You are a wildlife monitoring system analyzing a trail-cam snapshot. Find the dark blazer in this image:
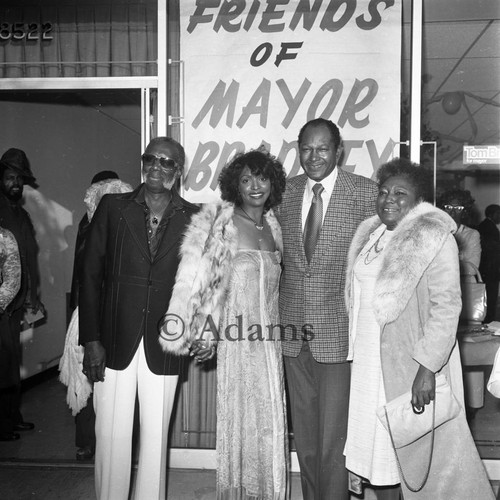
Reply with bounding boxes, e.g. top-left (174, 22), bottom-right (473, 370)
top-left (78, 185), bottom-right (198, 375)
top-left (69, 214), bottom-right (90, 311)
top-left (478, 217), bottom-right (500, 280)
top-left (279, 169), bottom-right (378, 363)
